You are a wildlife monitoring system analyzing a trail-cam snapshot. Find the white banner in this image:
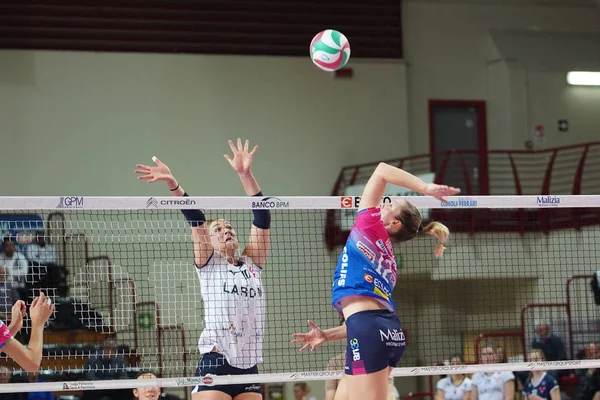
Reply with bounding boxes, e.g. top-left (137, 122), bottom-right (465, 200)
top-left (0, 194), bottom-right (596, 210)
top-left (0, 359), bottom-right (593, 393)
